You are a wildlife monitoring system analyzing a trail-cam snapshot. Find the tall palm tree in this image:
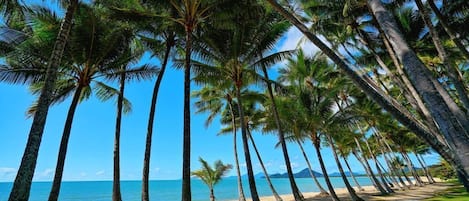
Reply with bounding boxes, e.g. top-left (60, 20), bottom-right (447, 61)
top-left (2, 5), bottom-right (157, 200)
top-left (192, 84), bottom-right (246, 200)
top-left (171, 1), bottom-right (212, 199)
top-left (278, 51), bottom-right (343, 200)
top-left (191, 158), bottom-right (232, 201)
top-left (252, 10), bottom-right (304, 200)
top-left (7, 1), bottom-right (79, 200)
